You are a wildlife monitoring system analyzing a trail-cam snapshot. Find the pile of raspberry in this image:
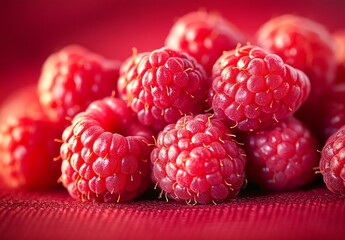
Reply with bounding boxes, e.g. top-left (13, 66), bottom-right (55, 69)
top-left (1, 10), bottom-right (345, 204)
